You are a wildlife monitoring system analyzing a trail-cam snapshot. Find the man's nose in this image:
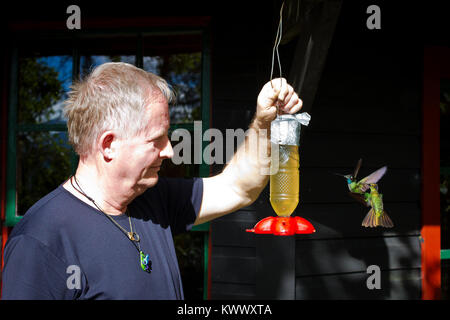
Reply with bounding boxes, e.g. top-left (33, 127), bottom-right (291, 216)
top-left (160, 139), bottom-right (174, 159)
